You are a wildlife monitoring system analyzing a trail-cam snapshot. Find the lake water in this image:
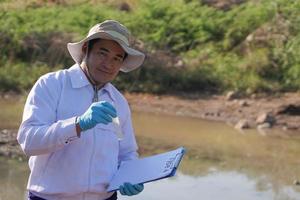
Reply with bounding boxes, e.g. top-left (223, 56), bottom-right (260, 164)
top-left (0, 97), bottom-right (300, 200)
